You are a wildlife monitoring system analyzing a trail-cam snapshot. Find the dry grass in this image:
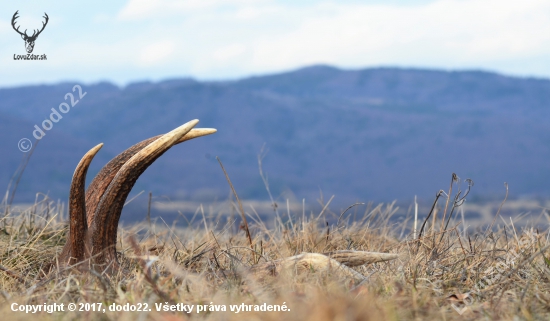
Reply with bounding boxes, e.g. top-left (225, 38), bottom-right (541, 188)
top-left (1, 194), bottom-right (550, 321)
